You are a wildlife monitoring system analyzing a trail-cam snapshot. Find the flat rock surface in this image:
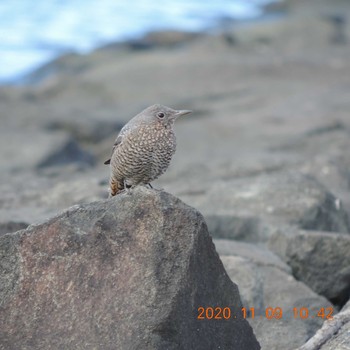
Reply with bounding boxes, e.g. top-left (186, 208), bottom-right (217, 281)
top-left (269, 229), bottom-right (350, 306)
top-left (214, 239), bottom-right (291, 273)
